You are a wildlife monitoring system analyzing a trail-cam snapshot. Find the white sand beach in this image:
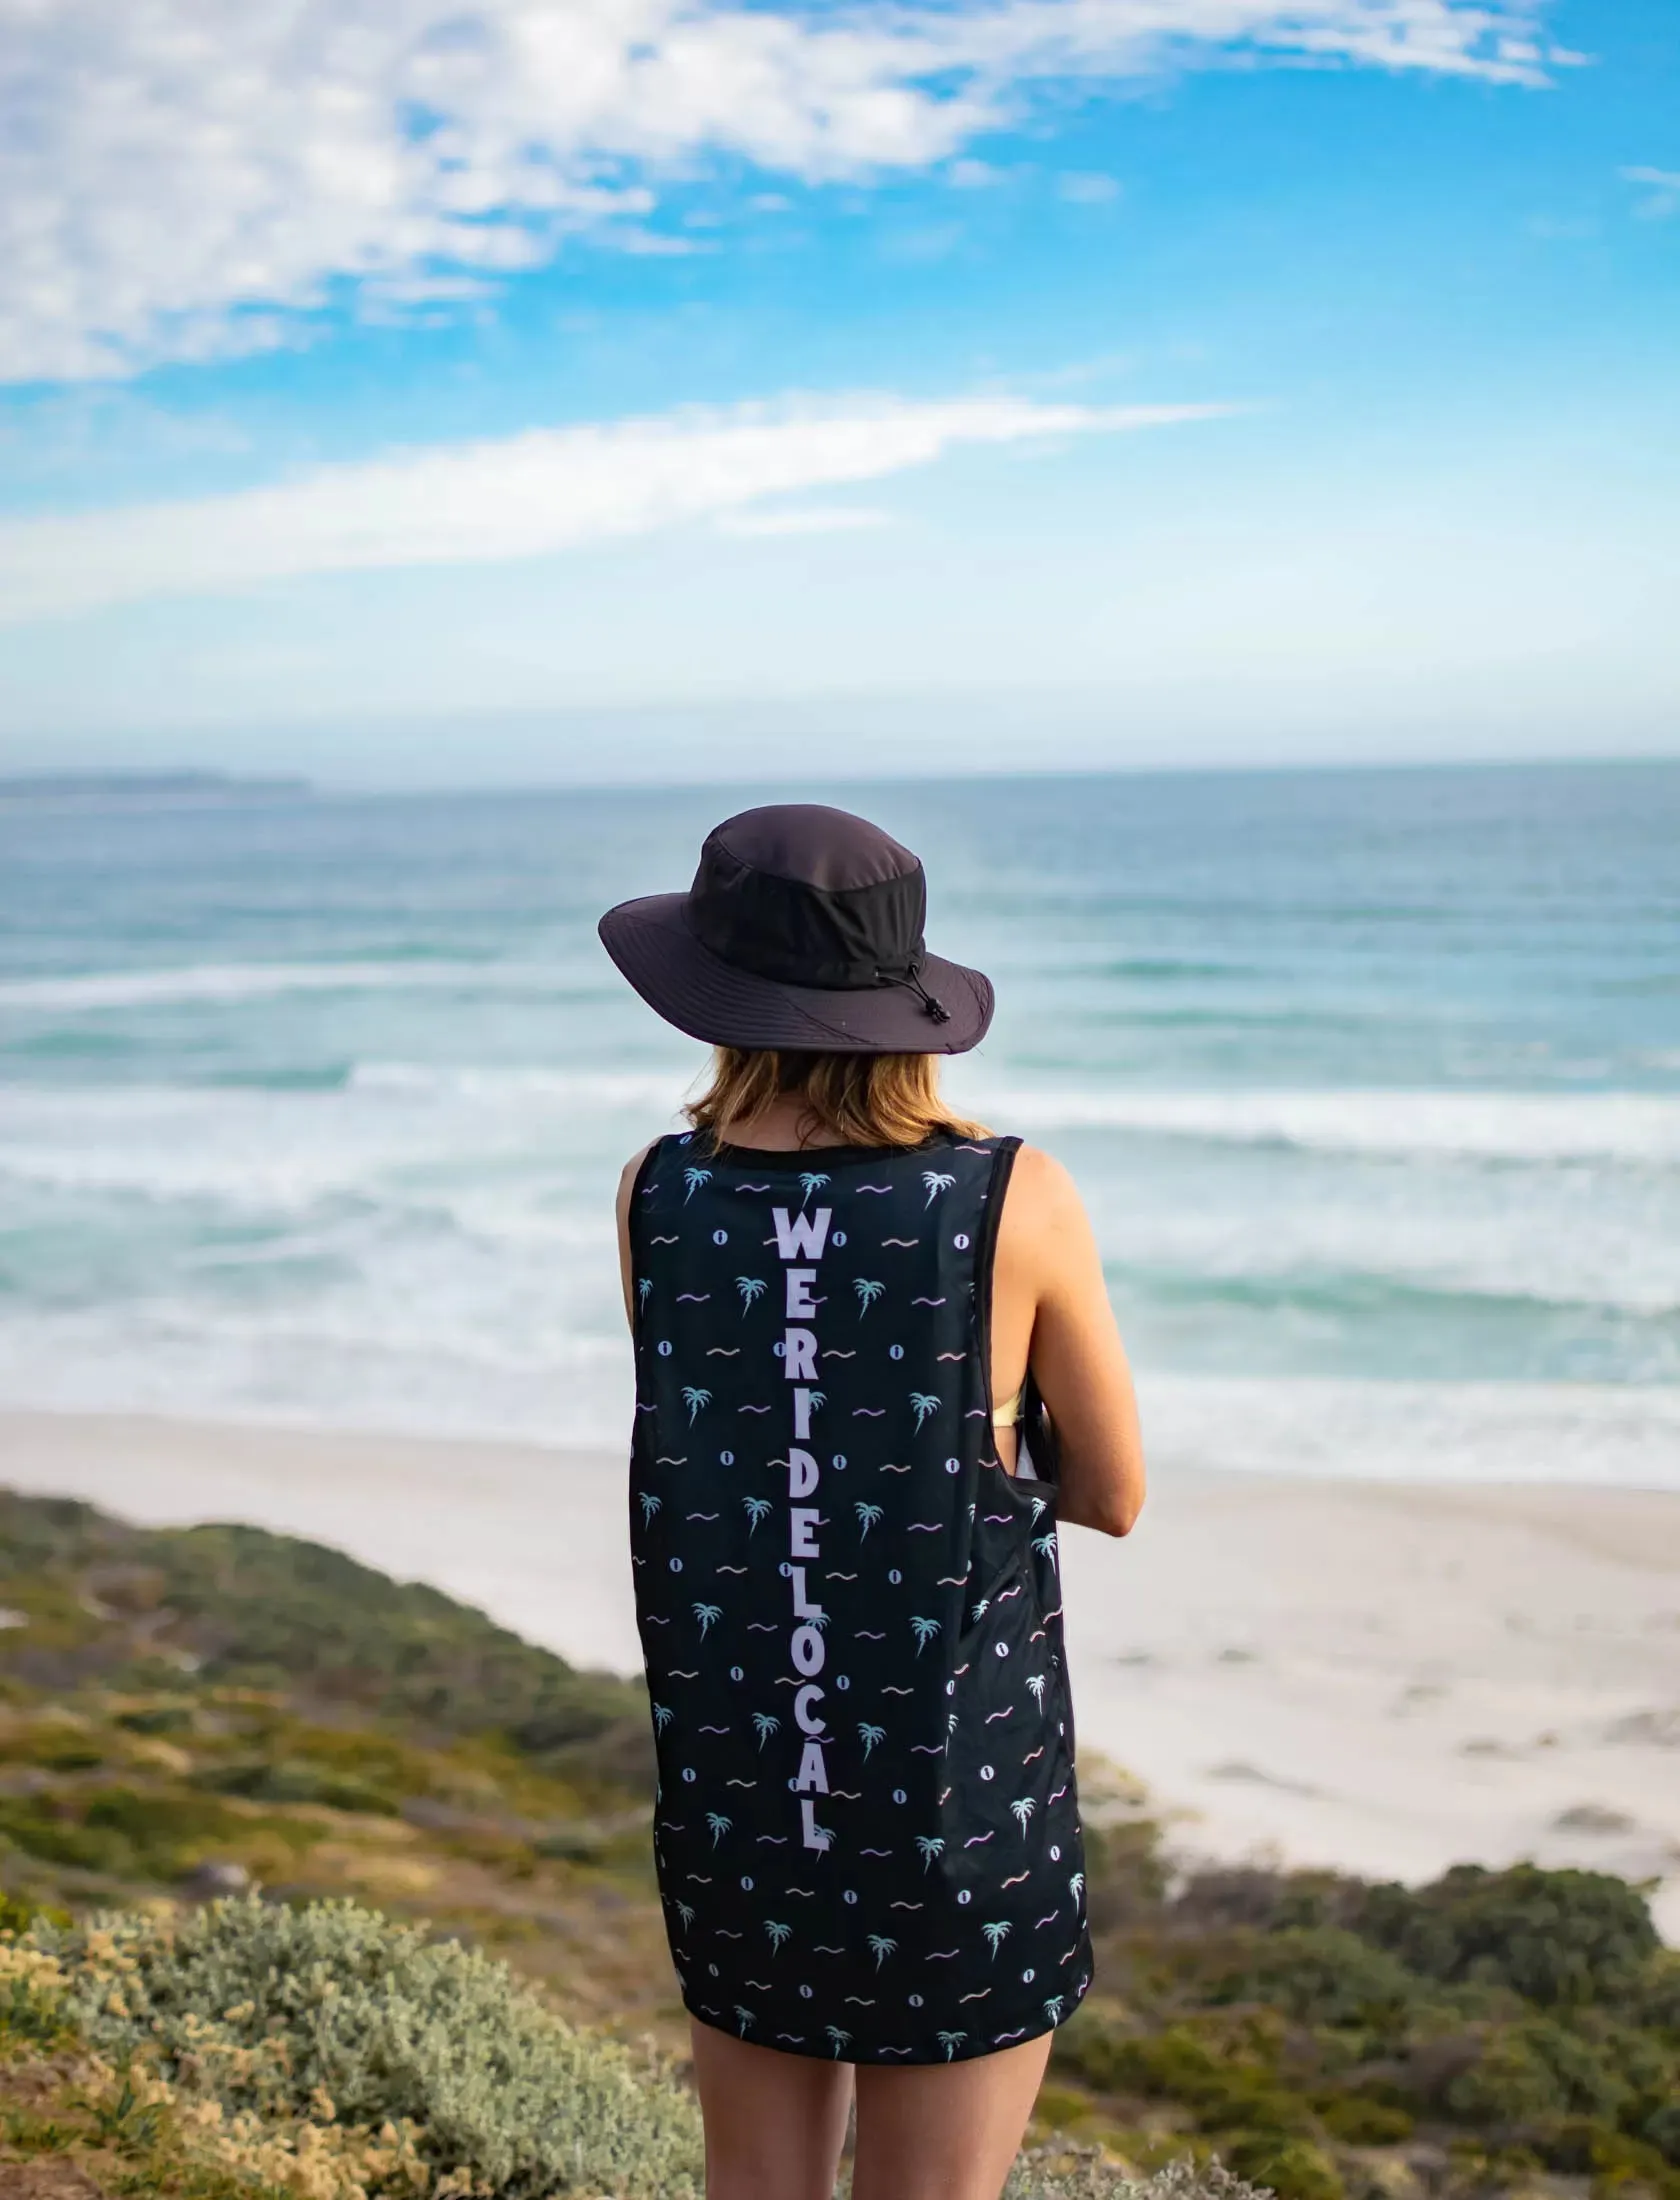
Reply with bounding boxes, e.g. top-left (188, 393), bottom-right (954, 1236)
top-left (4, 1408), bottom-right (1677, 1936)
